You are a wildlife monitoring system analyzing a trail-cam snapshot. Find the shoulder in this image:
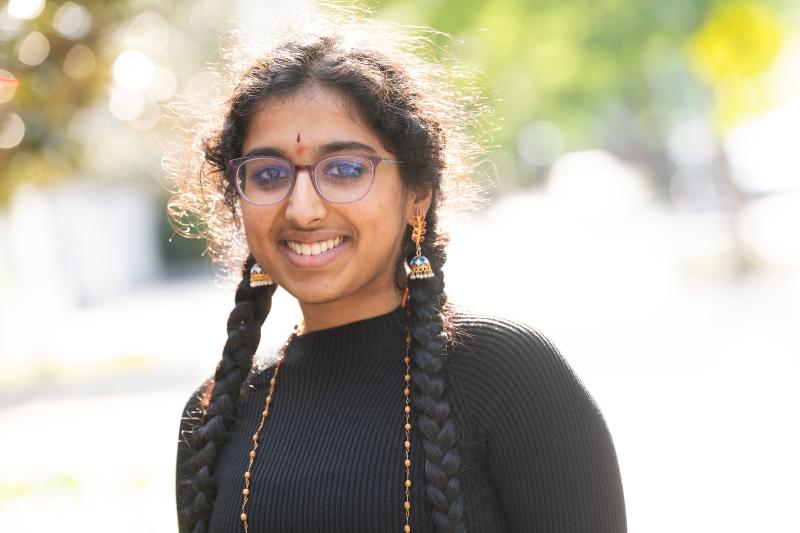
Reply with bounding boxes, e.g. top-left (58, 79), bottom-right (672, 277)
top-left (444, 312), bottom-right (627, 530)
top-left (445, 307), bottom-right (598, 433)
top-left (447, 307), bottom-right (578, 387)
